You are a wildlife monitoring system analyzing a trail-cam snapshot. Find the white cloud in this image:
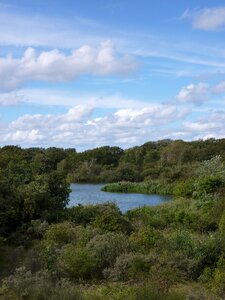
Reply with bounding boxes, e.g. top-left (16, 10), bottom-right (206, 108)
top-left (183, 121), bottom-right (218, 132)
top-left (1, 100), bottom-right (225, 148)
top-left (1, 4), bottom-right (225, 73)
top-left (0, 91), bottom-right (24, 106)
top-left (193, 7), bottom-right (225, 31)
top-left (183, 7), bottom-right (225, 31)
top-left (175, 80), bottom-right (225, 107)
top-left (214, 81), bottom-right (225, 93)
top-left (10, 104), bottom-right (93, 130)
top-left (0, 42), bottom-right (138, 92)
top-left (182, 110), bottom-right (225, 141)
top-left (3, 129), bottom-right (44, 143)
top-left (176, 83), bottom-right (208, 104)
top-left (0, 103), bottom-right (188, 149)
